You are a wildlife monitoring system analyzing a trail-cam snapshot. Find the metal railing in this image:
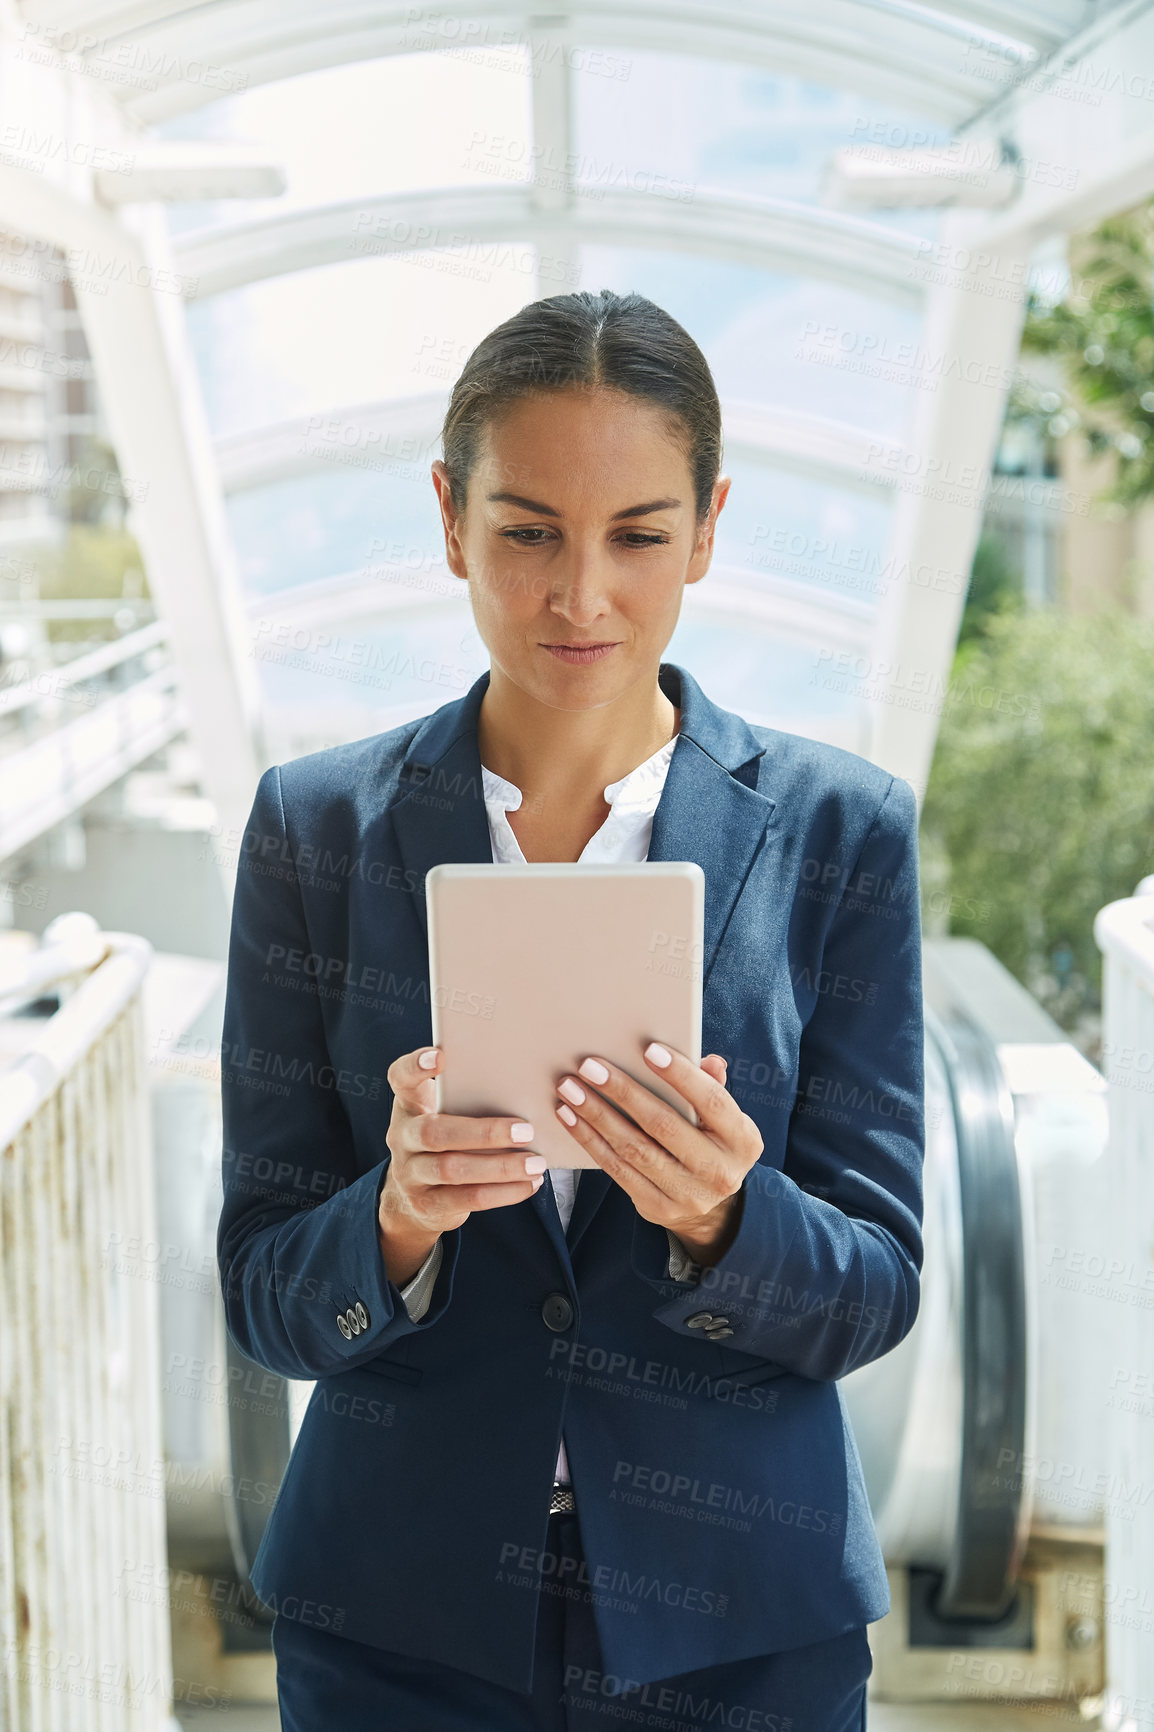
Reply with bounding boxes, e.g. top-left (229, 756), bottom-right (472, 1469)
top-left (1094, 886), bottom-right (1154, 1731)
top-left (0, 930), bottom-right (178, 1730)
top-left (0, 622), bottom-right (187, 862)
